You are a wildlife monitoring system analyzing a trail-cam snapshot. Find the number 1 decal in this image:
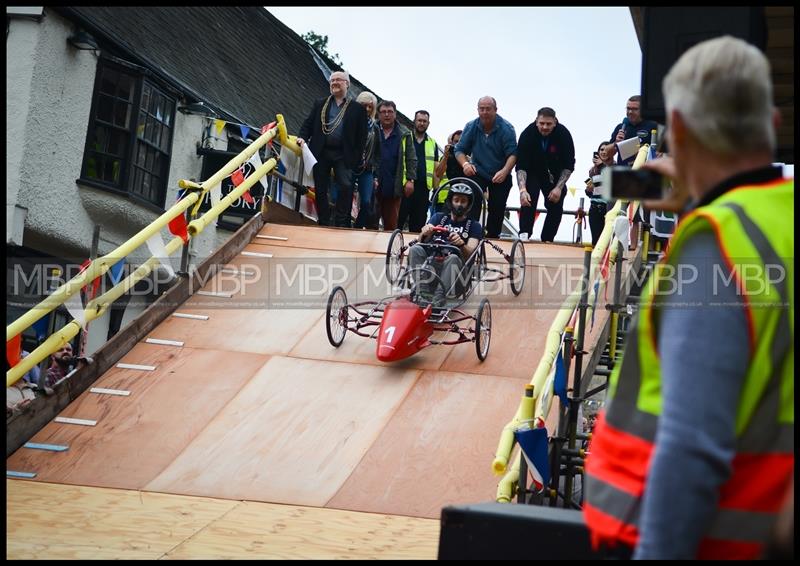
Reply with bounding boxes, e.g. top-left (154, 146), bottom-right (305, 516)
top-left (384, 326), bottom-right (396, 343)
